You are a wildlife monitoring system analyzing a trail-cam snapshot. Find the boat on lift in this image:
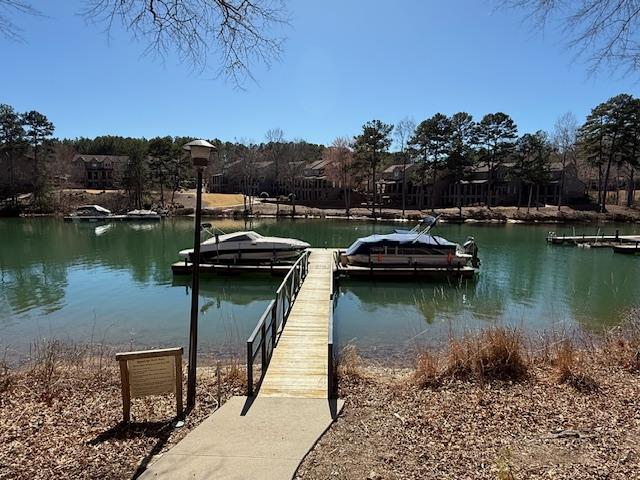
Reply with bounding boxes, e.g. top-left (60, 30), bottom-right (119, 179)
top-left (179, 226), bottom-right (310, 264)
top-left (342, 215), bottom-right (479, 268)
